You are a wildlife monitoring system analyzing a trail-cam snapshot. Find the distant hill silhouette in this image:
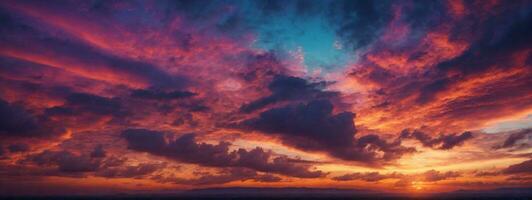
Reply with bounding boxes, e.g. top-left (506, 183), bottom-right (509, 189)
top-left (1, 187), bottom-right (531, 200)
